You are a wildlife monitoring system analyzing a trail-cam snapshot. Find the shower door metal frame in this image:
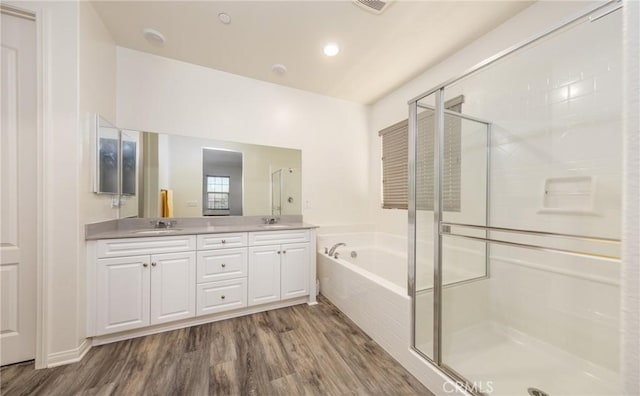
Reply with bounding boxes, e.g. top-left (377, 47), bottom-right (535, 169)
top-left (407, 0), bottom-right (624, 391)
